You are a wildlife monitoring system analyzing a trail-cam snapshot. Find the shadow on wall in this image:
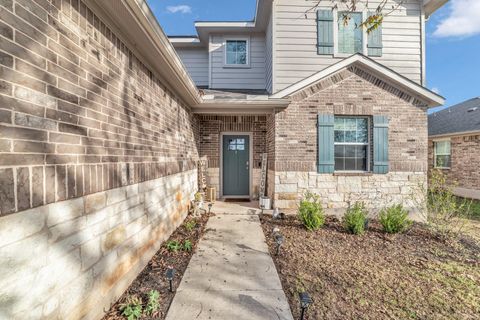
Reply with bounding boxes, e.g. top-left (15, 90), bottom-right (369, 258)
top-left (0, 0), bottom-right (200, 318)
